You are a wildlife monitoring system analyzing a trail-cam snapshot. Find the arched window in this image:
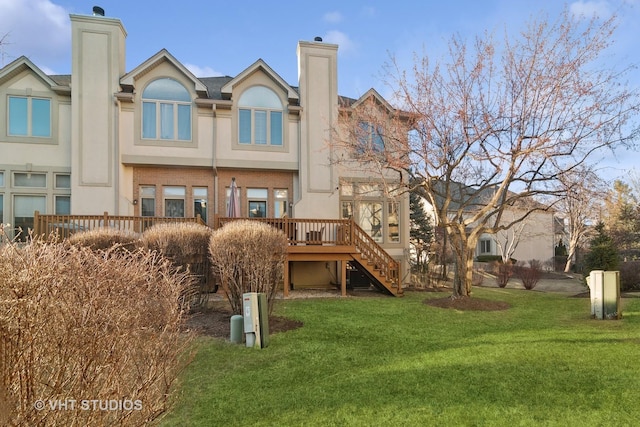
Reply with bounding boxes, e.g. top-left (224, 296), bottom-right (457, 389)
top-left (238, 86), bottom-right (283, 146)
top-left (142, 78), bottom-right (192, 141)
